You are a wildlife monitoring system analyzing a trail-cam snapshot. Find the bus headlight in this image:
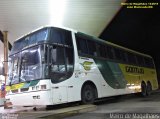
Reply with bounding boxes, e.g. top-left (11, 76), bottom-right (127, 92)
top-left (41, 85), bottom-right (46, 90)
top-left (32, 85), bottom-right (47, 91)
